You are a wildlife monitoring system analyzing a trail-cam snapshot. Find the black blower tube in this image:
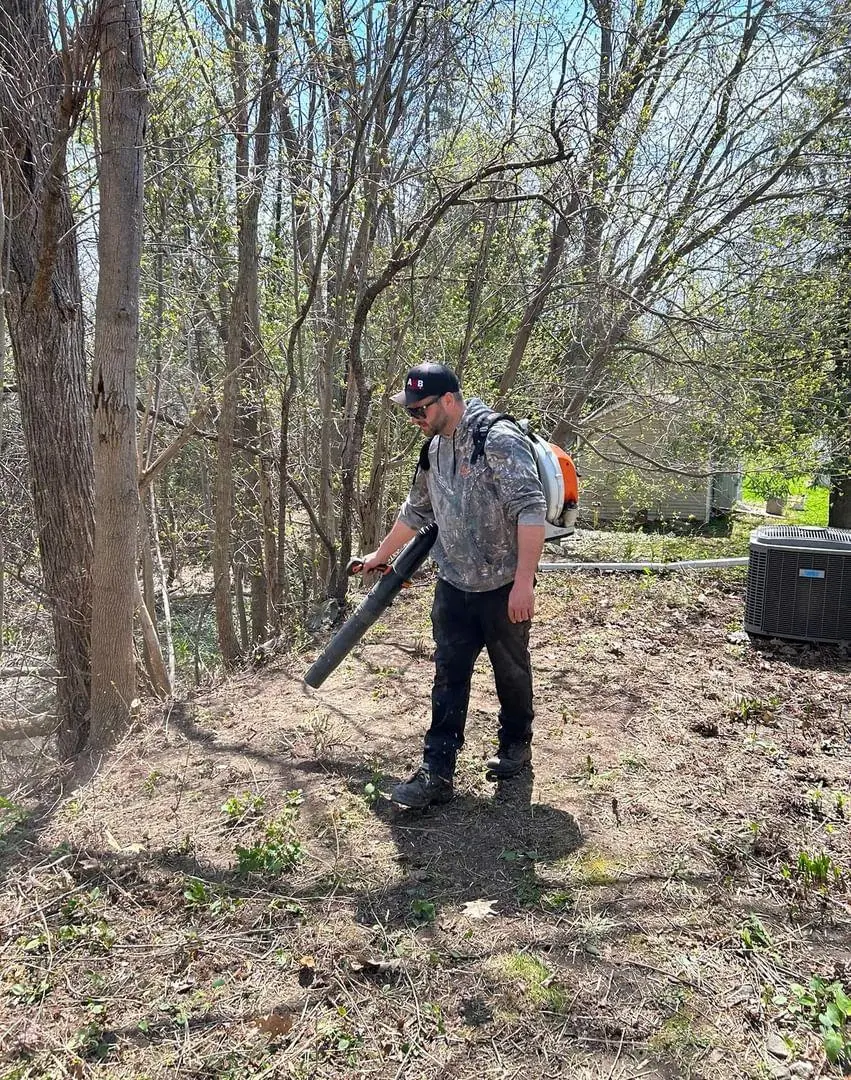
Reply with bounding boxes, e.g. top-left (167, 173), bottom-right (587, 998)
top-left (303, 522), bottom-right (438, 688)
